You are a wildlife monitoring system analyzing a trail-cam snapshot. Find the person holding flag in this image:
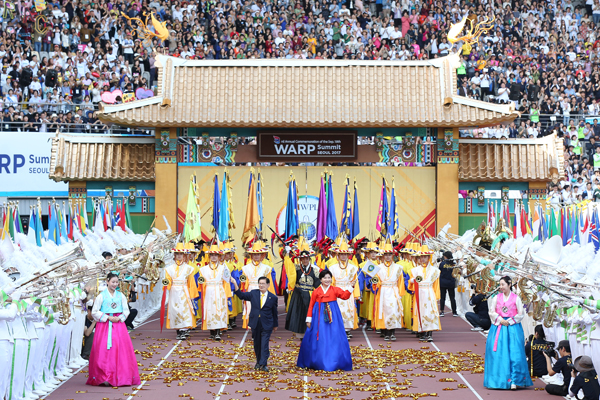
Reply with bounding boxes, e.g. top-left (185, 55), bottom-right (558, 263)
top-left (327, 237), bottom-right (360, 339)
top-left (398, 244), bottom-right (416, 332)
top-left (358, 241), bottom-right (379, 331)
top-left (239, 240), bottom-right (276, 329)
top-left (284, 238), bottom-right (321, 338)
top-left (197, 243), bottom-right (232, 341)
top-left (222, 242), bottom-right (242, 330)
top-left (408, 244), bottom-right (441, 342)
top-left (162, 243), bottom-right (199, 340)
top-left (370, 239), bottom-right (406, 342)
